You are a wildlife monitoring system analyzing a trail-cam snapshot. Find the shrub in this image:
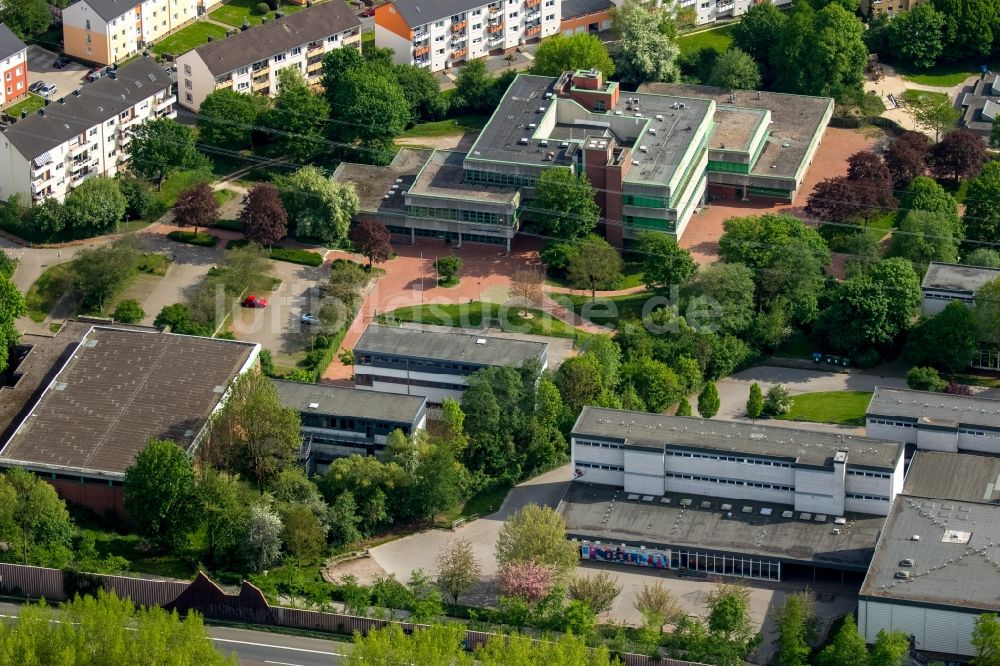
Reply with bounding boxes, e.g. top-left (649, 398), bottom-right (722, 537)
top-left (764, 384), bottom-right (792, 416)
top-left (271, 247), bottom-right (324, 266)
top-left (945, 381), bottom-right (972, 396)
top-left (907, 366), bottom-right (946, 392)
top-left (167, 230), bottom-right (218, 247)
top-left (112, 299), bottom-right (145, 324)
top-left (254, 2), bottom-right (269, 14)
top-left (213, 218), bottom-right (243, 231)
